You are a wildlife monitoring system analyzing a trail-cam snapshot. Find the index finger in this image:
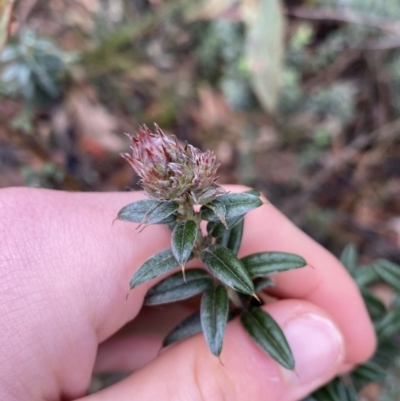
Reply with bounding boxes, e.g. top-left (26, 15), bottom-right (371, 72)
top-left (233, 185), bottom-right (376, 365)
